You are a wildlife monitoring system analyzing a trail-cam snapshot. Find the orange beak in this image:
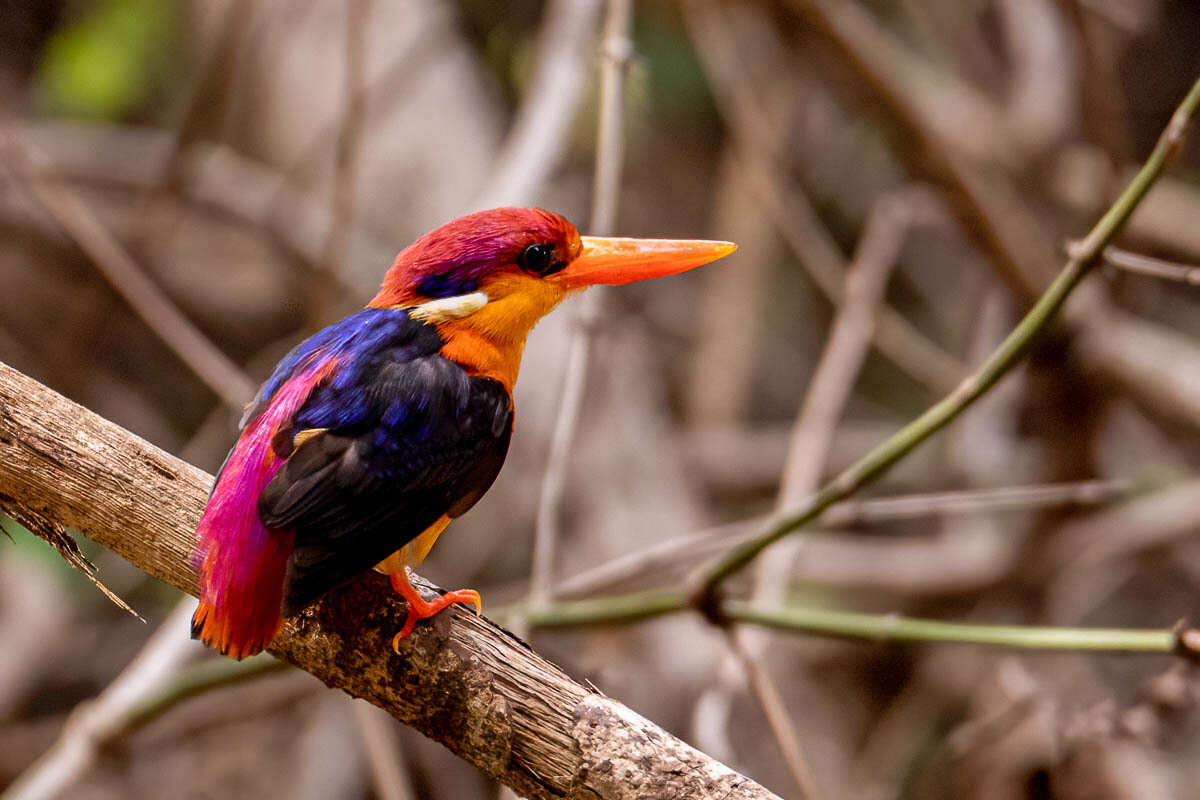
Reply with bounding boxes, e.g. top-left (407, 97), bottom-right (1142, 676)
top-left (552, 236), bottom-right (737, 290)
